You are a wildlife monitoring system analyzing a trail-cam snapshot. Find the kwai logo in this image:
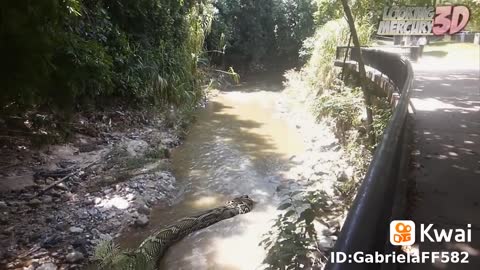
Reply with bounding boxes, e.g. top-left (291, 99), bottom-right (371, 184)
top-left (390, 220), bottom-right (472, 246)
top-left (390, 220), bottom-right (415, 246)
